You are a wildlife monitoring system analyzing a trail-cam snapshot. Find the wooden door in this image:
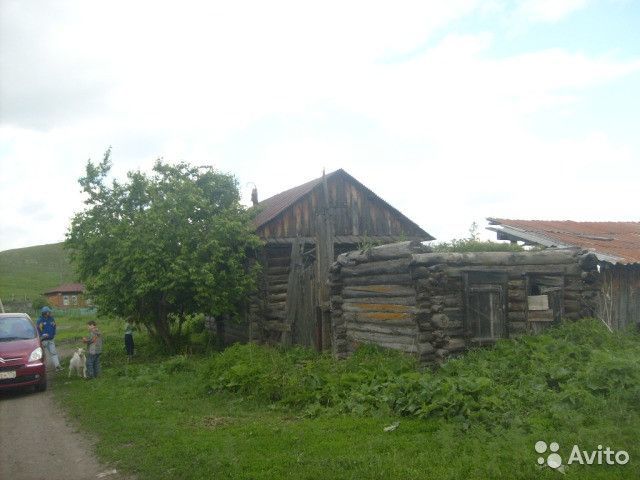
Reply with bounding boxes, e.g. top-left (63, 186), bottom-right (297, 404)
top-left (467, 285), bottom-right (505, 341)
